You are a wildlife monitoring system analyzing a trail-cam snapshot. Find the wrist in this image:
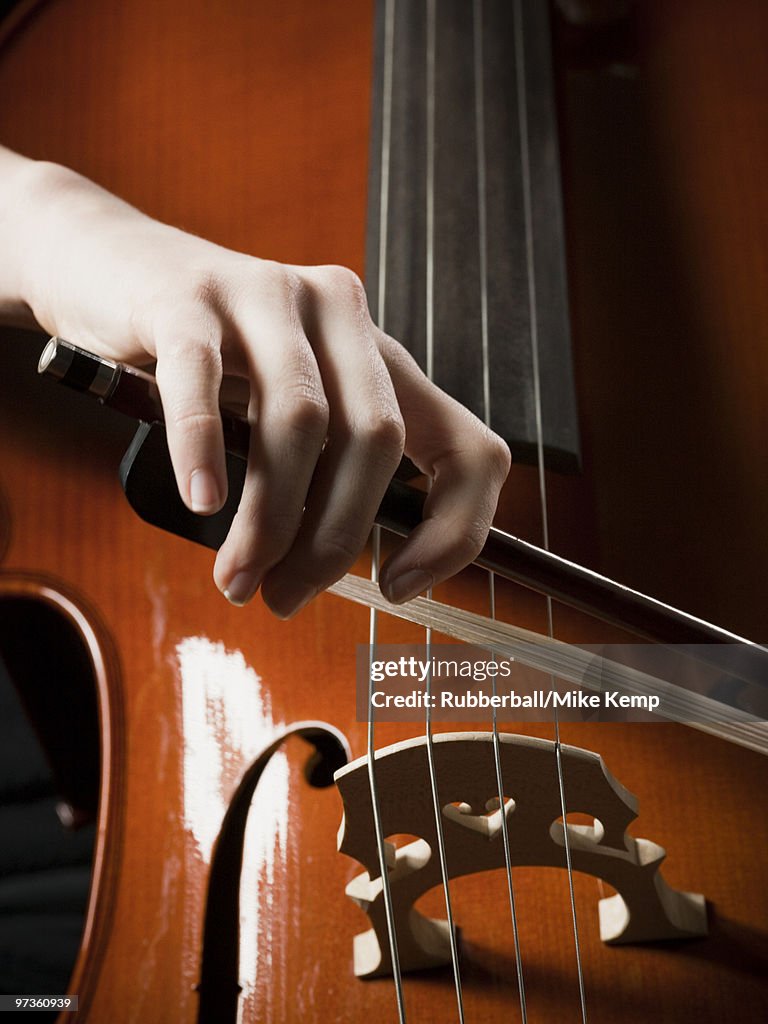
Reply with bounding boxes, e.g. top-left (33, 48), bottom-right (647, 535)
top-left (13, 159), bottom-right (115, 332)
top-left (0, 157), bottom-right (96, 329)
